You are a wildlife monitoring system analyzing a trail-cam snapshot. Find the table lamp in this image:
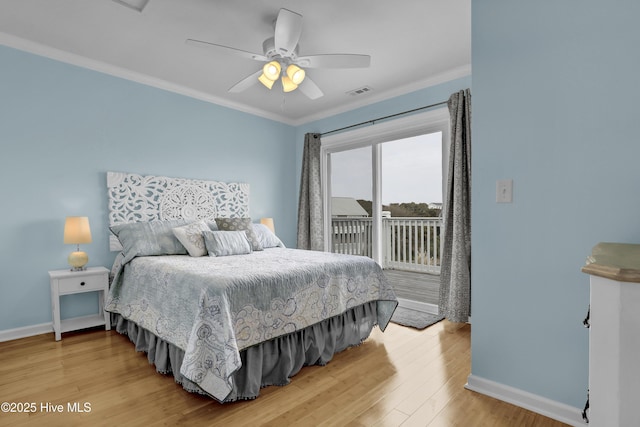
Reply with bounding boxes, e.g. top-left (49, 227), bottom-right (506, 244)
top-left (260, 218), bottom-right (275, 234)
top-left (64, 216), bottom-right (92, 271)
